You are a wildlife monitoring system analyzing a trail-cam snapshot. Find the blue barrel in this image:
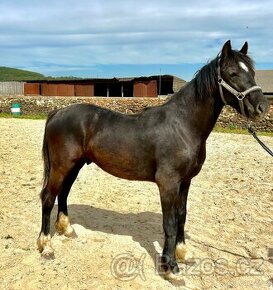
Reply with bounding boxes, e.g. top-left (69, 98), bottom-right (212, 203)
top-left (11, 103), bottom-right (21, 116)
